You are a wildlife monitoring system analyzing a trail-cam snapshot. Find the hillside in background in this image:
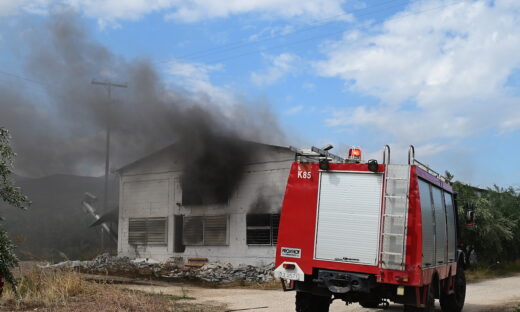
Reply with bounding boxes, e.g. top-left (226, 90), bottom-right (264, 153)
top-left (0, 174), bottom-right (118, 261)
